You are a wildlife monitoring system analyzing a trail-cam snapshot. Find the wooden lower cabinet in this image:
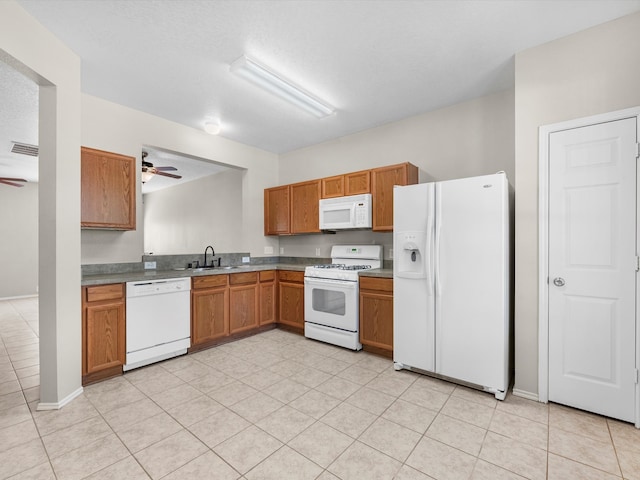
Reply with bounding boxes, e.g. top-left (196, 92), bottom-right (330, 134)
top-left (278, 270), bottom-right (305, 330)
top-left (82, 283), bottom-right (126, 385)
top-left (359, 277), bottom-right (394, 354)
top-left (229, 272), bottom-right (259, 334)
top-left (259, 270), bottom-right (277, 325)
top-left (191, 275), bottom-right (229, 349)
